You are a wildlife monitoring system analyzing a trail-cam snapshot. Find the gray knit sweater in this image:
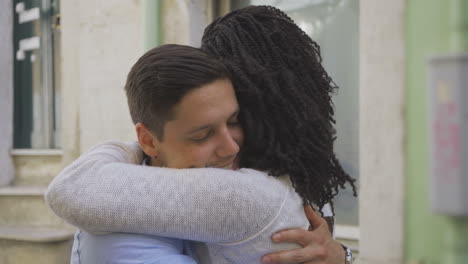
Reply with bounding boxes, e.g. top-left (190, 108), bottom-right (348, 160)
top-left (45, 141), bottom-right (309, 263)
